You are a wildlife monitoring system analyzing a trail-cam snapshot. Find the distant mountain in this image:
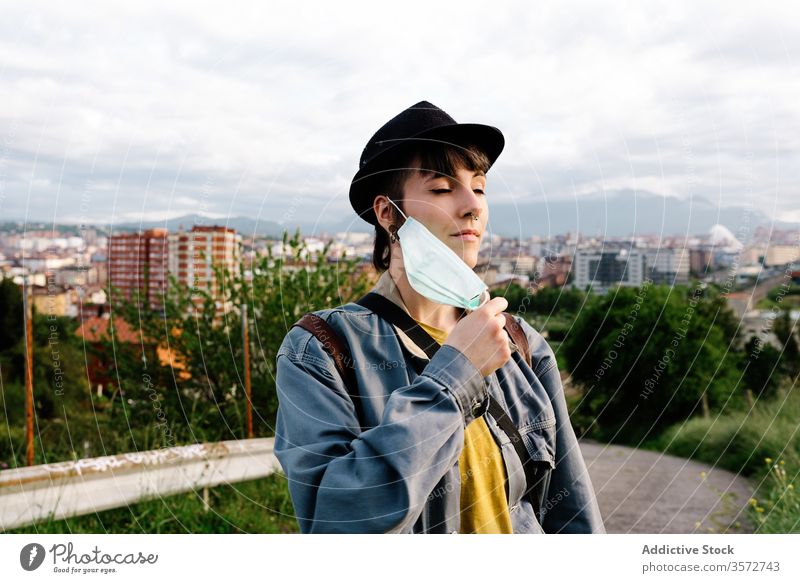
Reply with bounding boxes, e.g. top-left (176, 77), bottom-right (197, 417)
top-left (111, 213), bottom-right (377, 238)
top-left (112, 214), bottom-right (287, 237)
top-left (482, 190), bottom-right (778, 238)
top-left (273, 191), bottom-right (786, 238)
top-left (16, 190), bottom-right (795, 239)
